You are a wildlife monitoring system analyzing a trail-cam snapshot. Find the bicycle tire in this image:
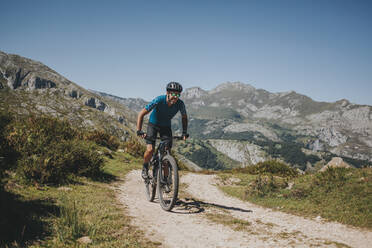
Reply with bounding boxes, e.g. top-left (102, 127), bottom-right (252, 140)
top-left (145, 164), bottom-right (157, 202)
top-left (157, 154), bottom-right (179, 211)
